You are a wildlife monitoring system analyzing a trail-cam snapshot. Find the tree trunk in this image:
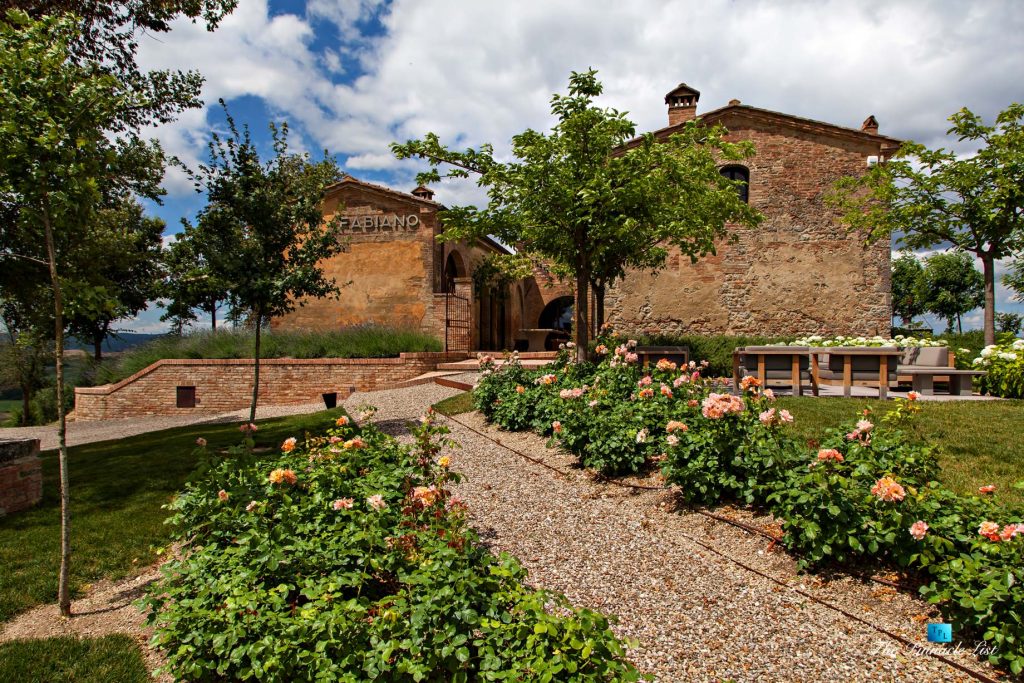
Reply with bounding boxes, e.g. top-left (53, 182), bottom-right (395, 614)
top-left (981, 253), bottom-right (996, 346)
top-left (20, 383), bottom-right (31, 427)
top-left (210, 303), bottom-right (217, 332)
top-left (594, 282), bottom-right (606, 335)
top-left (573, 269), bottom-right (589, 363)
top-left (93, 332), bottom-right (102, 362)
top-left (42, 201), bottom-right (72, 617)
top-left (248, 311), bottom-right (261, 423)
